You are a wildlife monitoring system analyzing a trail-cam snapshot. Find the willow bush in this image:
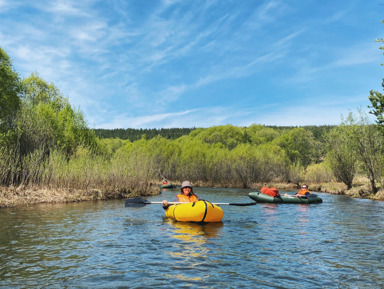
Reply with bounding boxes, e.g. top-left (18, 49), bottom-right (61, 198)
top-left (285, 163), bottom-right (304, 185)
top-left (204, 144), bottom-right (232, 186)
top-left (36, 145), bottom-right (157, 196)
top-left (303, 162), bottom-right (334, 183)
top-left (229, 144), bottom-right (261, 188)
top-left (0, 144), bottom-right (19, 185)
top-left (112, 141), bottom-right (158, 194)
top-left (176, 138), bottom-right (210, 182)
top-left (148, 134), bottom-right (295, 188)
top-left (19, 148), bottom-right (46, 186)
top-left (246, 124), bottom-right (280, 145)
top-left (41, 149), bottom-right (69, 188)
top-left (255, 144), bottom-right (290, 182)
top-left (326, 124), bottom-right (358, 189)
